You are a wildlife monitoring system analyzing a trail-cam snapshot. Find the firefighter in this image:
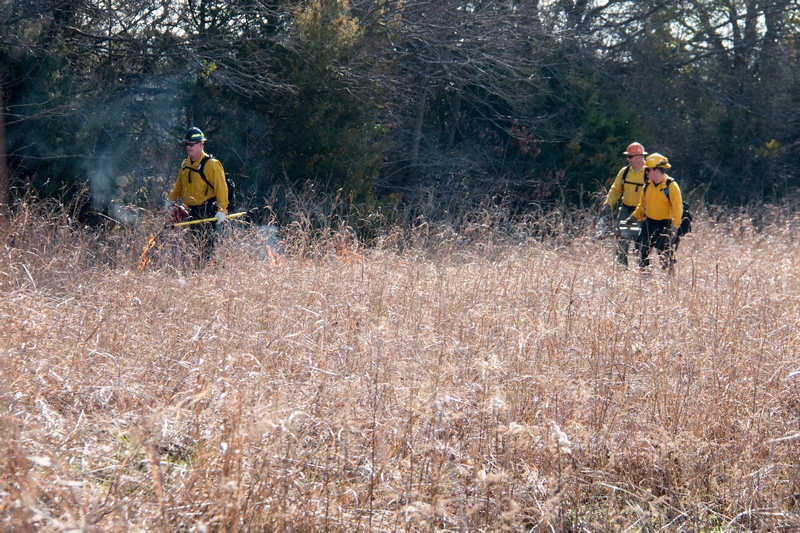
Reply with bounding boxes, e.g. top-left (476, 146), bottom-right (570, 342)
top-left (598, 142), bottom-right (648, 267)
top-left (624, 153), bottom-right (684, 272)
top-left (165, 127), bottom-right (229, 265)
